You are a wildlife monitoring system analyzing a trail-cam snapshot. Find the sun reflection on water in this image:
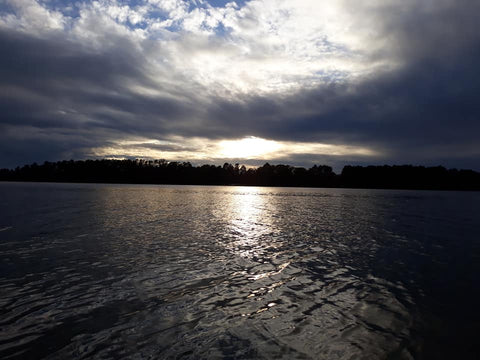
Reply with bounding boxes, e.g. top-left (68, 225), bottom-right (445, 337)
top-left (225, 187), bottom-right (277, 259)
